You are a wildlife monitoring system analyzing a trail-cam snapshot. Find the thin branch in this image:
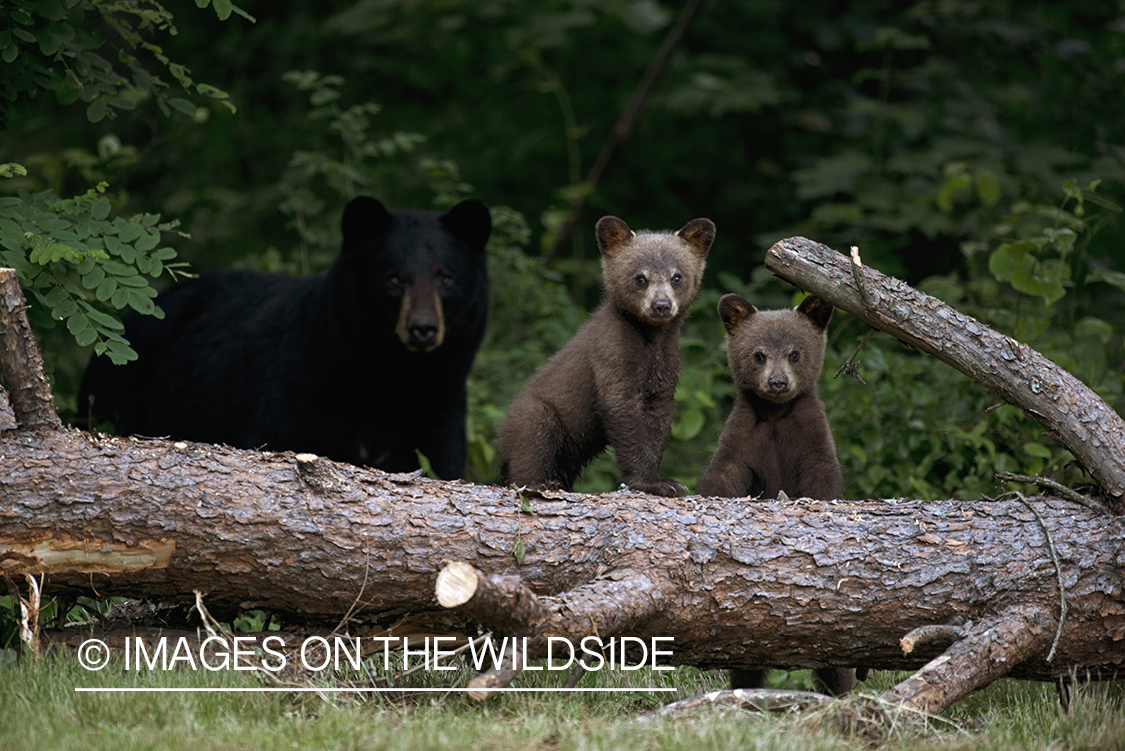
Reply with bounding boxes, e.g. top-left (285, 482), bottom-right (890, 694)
top-left (833, 328), bottom-right (874, 383)
top-left (545, 0), bottom-right (708, 259)
top-left (1013, 493), bottom-right (1067, 662)
top-left (996, 472), bottom-right (1108, 514)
